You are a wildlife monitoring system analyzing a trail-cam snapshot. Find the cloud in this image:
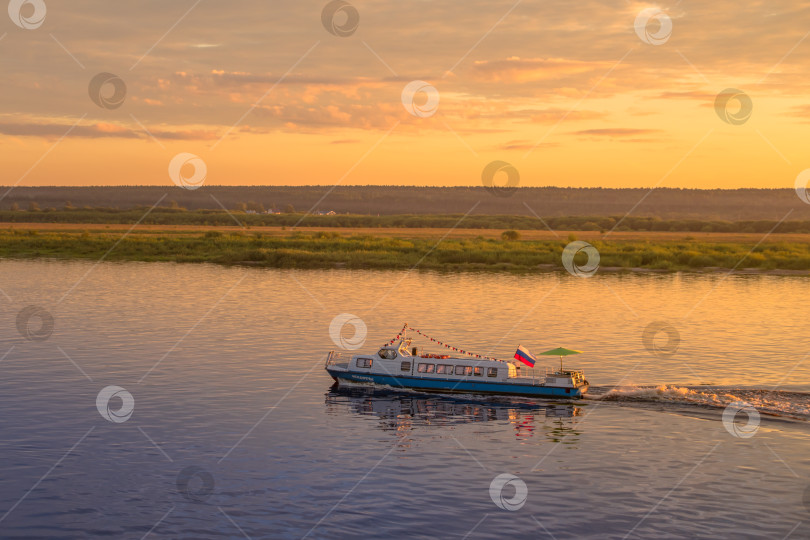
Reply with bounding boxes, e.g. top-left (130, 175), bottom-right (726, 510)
top-left (496, 139), bottom-right (560, 151)
top-left (0, 121), bottom-right (218, 140)
top-left (655, 91), bottom-right (718, 101)
top-left (330, 139), bottom-right (361, 144)
top-left (2, 0), bottom-right (810, 173)
top-left (0, 122), bottom-right (139, 139)
top-left (253, 101), bottom-right (401, 132)
top-left (787, 105), bottom-right (810, 121)
top-left (470, 57), bottom-right (617, 83)
top-left (493, 107), bottom-right (607, 123)
top-left (179, 70), bottom-right (383, 89)
top-left (572, 128), bottom-right (662, 138)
